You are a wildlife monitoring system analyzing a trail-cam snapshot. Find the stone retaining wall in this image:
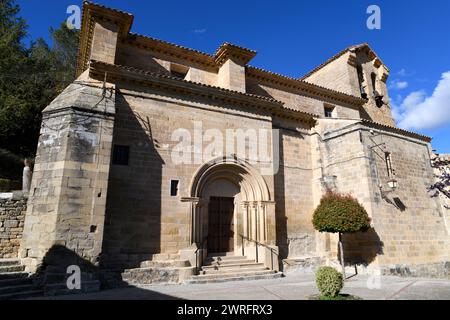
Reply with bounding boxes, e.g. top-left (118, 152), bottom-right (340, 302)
top-left (0, 193), bottom-right (27, 259)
